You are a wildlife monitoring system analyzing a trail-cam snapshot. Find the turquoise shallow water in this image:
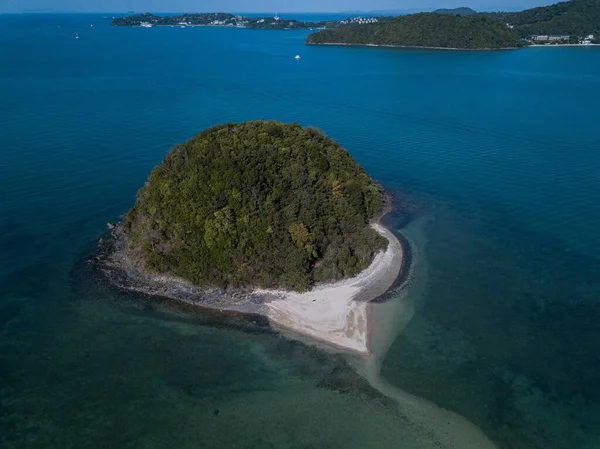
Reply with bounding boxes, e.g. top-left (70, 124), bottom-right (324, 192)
top-left (1, 13), bottom-right (600, 448)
